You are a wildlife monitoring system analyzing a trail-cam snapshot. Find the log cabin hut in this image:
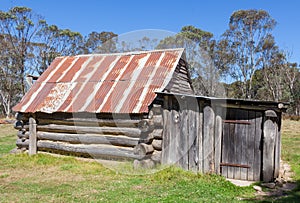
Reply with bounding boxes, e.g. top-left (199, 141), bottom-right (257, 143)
top-left (13, 48), bottom-right (287, 182)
